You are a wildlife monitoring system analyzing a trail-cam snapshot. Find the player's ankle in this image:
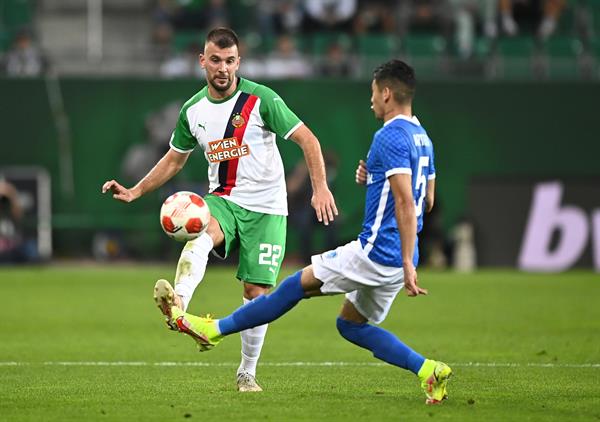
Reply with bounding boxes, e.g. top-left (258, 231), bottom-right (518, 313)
top-left (174, 294), bottom-right (184, 310)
